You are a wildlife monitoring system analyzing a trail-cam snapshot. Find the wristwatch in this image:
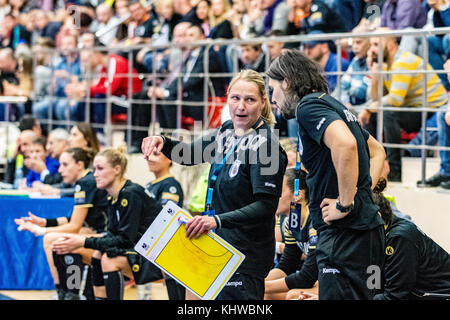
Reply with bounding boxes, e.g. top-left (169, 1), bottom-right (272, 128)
top-left (336, 198), bottom-right (354, 213)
